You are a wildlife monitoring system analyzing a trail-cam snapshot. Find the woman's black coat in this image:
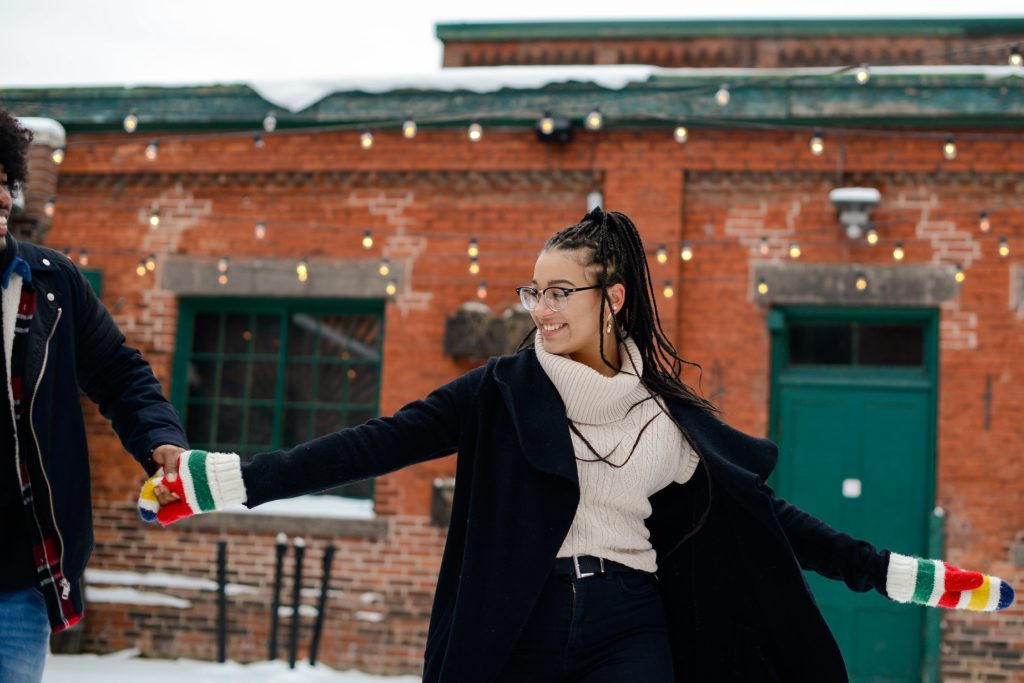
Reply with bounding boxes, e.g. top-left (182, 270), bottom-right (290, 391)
top-left (242, 347), bottom-right (893, 682)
